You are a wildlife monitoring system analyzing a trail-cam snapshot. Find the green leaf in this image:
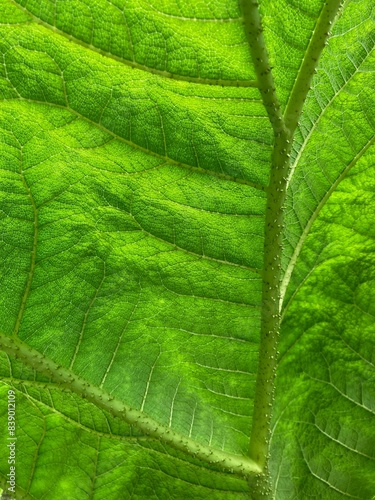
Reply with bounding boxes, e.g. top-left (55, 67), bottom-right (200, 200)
top-left (0, 0), bottom-right (374, 498)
